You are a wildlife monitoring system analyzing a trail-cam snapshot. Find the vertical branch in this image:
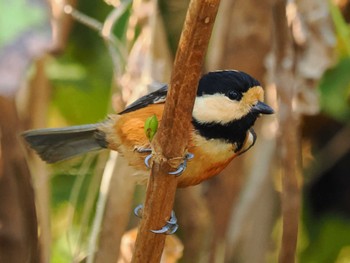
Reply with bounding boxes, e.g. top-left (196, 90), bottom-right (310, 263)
top-left (26, 58), bottom-right (52, 263)
top-left (272, 1), bottom-right (301, 262)
top-left (0, 97), bottom-right (41, 263)
top-left (131, 0), bottom-right (221, 262)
